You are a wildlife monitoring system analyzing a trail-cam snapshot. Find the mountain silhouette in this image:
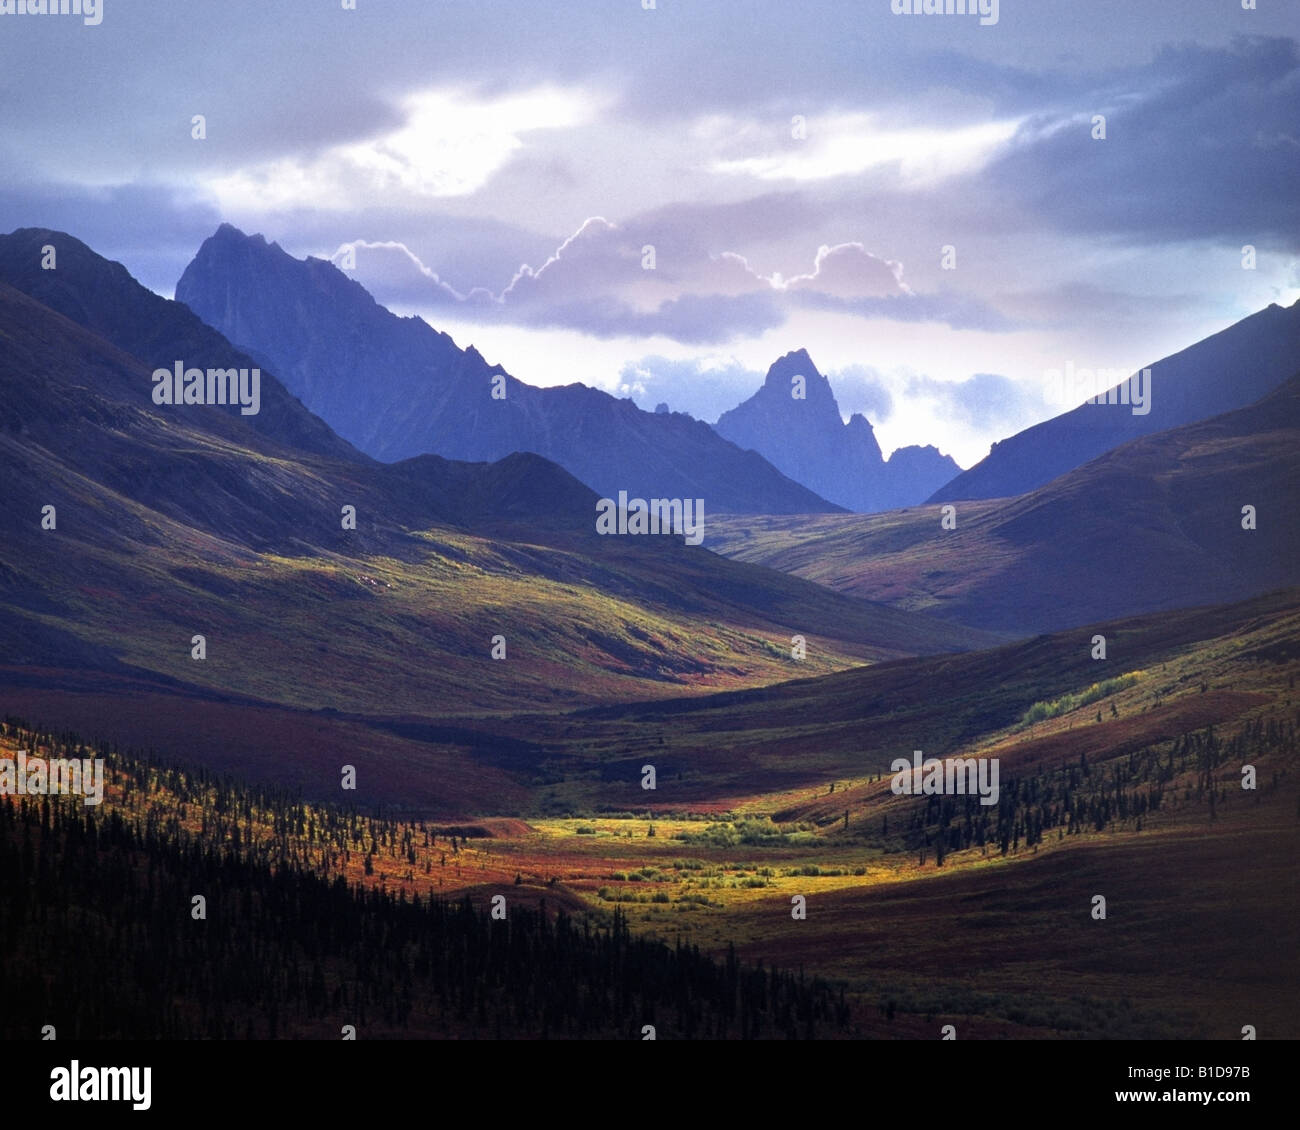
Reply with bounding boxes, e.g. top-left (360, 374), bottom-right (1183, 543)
top-left (715, 348), bottom-right (960, 511)
top-left (175, 225), bottom-right (843, 515)
top-left (708, 369), bottom-right (1300, 635)
top-left (931, 299), bottom-right (1300, 503)
top-left (0, 232), bottom-right (998, 722)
